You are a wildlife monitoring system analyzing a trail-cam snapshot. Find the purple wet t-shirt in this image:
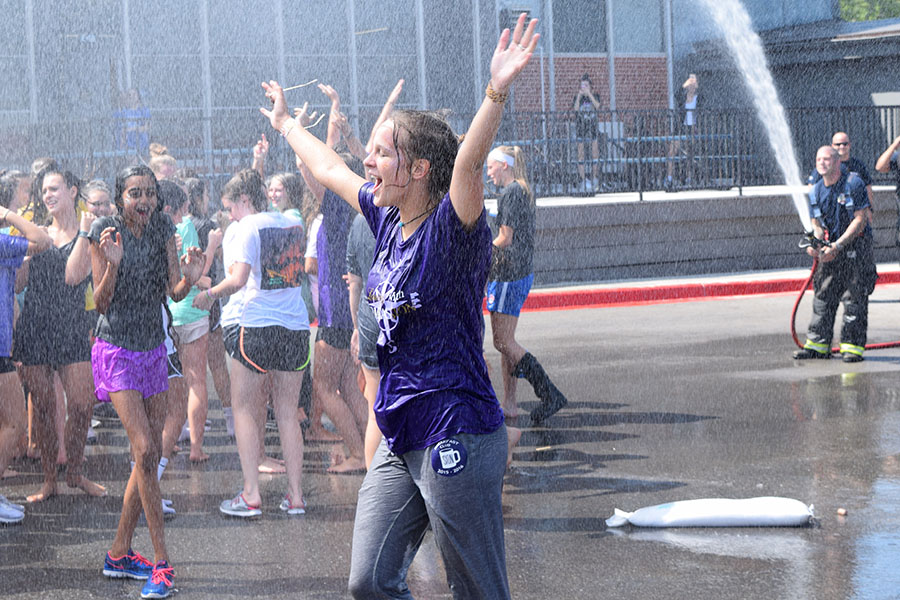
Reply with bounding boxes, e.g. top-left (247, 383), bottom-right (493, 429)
top-left (358, 182), bottom-right (503, 454)
top-left (316, 189), bottom-right (353, 328)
